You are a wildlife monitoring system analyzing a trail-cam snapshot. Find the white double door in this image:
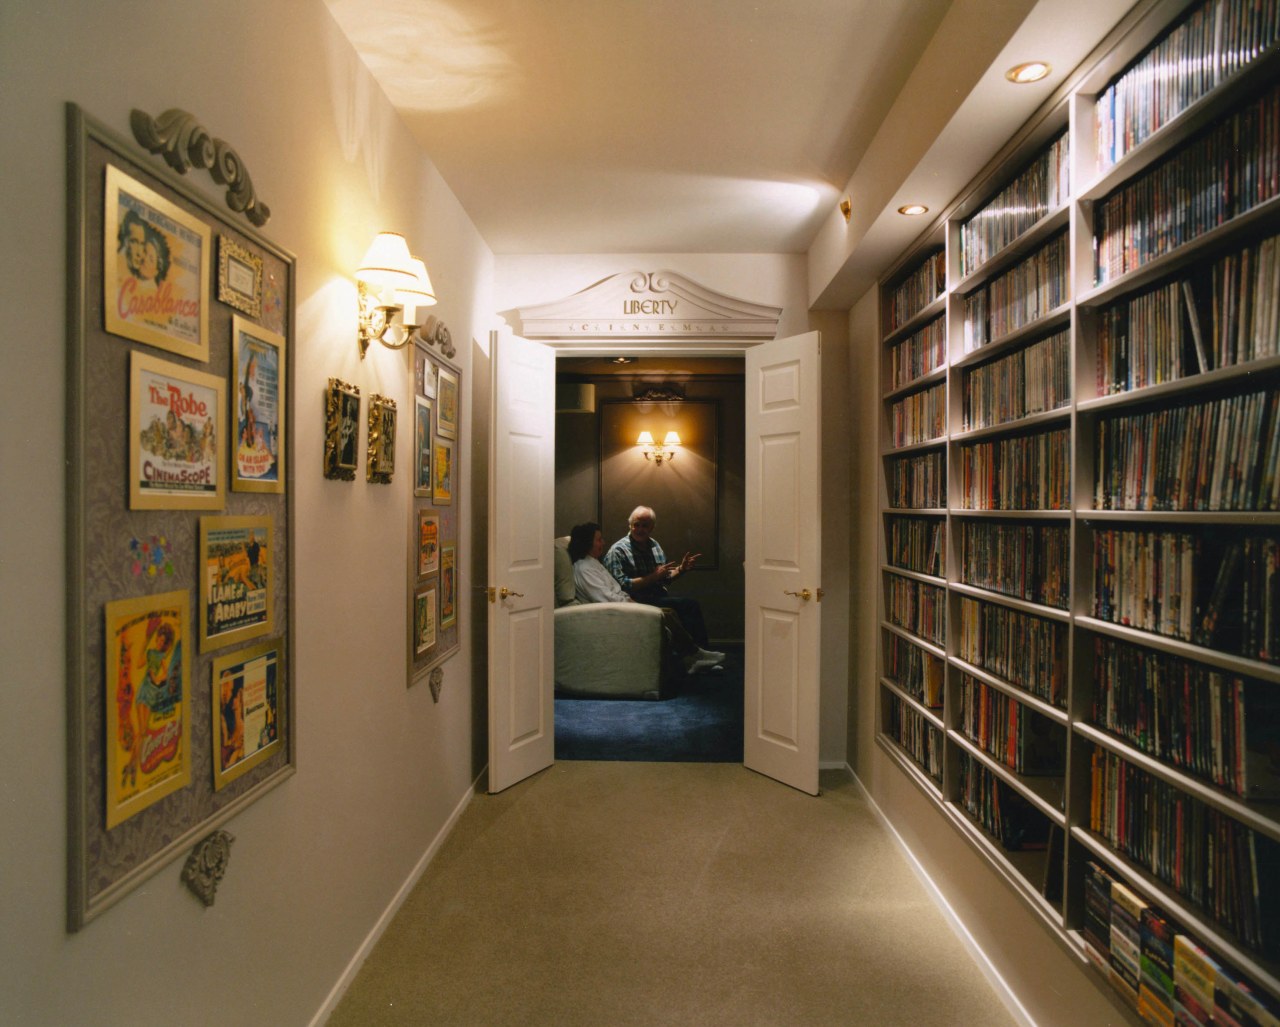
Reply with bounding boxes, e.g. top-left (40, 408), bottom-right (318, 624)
top-left (487, 330), bottom-right (822, 795)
